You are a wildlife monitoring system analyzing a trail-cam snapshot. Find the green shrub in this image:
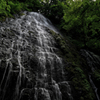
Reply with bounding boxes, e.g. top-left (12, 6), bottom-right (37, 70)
top-left (8, 1), bottom-right (23, 14)
top-left (0, 0), bottom-right (11, 16)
